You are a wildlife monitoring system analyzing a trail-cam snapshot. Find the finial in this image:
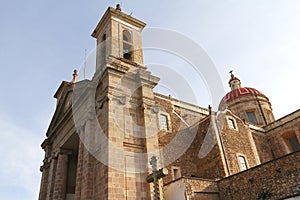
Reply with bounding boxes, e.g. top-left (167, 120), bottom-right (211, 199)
top-left (228, 69), bottom-right (241, 90)
top-left (208, 105), bottom-right (212, 115)
top-left (229, 70), bottom-right (234, 79)
top-left (116, 4), bottom-right (122, 11)
top-left (72, 69), bottom-right (78, 83)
